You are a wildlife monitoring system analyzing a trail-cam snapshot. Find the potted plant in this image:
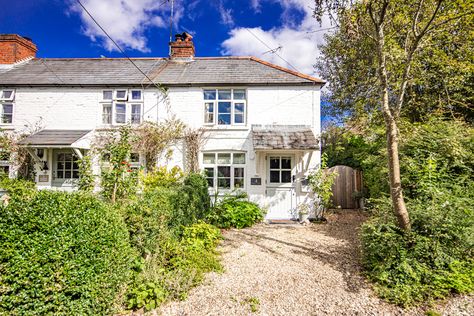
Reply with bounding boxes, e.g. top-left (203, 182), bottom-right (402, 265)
top-left (297, 203), bottom-right (310, 222)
